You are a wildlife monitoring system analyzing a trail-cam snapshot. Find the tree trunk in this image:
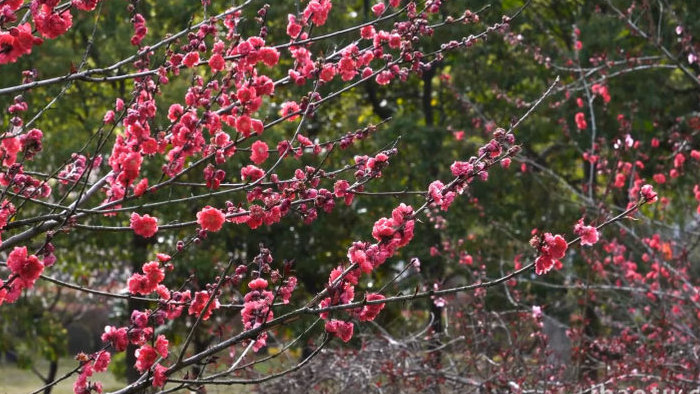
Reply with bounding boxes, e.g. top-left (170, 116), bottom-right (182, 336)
top-left (43, 359), bottom-right (58, 394)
